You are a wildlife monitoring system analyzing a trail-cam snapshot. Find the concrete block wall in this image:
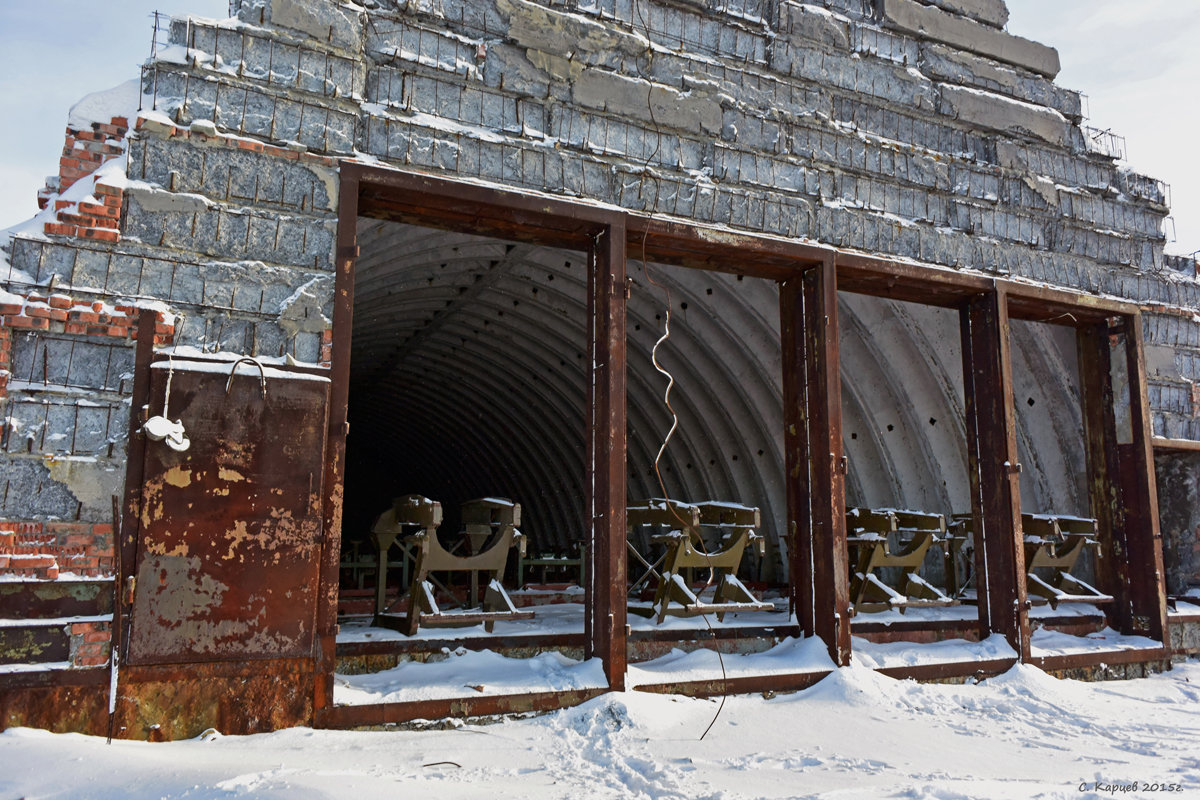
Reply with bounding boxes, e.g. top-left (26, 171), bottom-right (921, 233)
top-left (0, 30), bottom-right (339, 601)
top-left (1, 0), bottom-right (1199, 638)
